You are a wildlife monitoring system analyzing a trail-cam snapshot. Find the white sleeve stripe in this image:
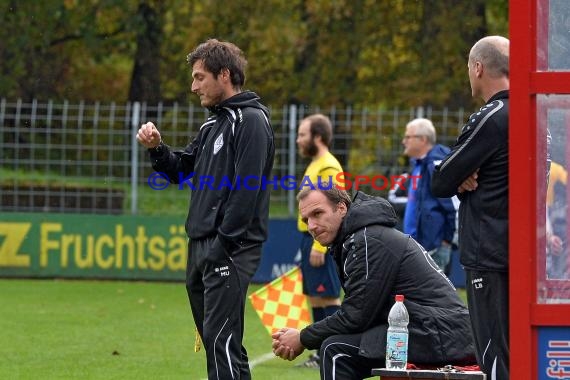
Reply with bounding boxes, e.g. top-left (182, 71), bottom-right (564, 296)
top-left (224, 107), bottom-right (237, 121)
top-left (363, 227), bottom-right (369, 279)
top-left (262, 112), bottom-right (269, 126)
top-left (438, 100), bottom-right (504, 172)
top-left (222, 107), bottom-right (238, 135)
top-left (199, 118), bottom-right (216, 130)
